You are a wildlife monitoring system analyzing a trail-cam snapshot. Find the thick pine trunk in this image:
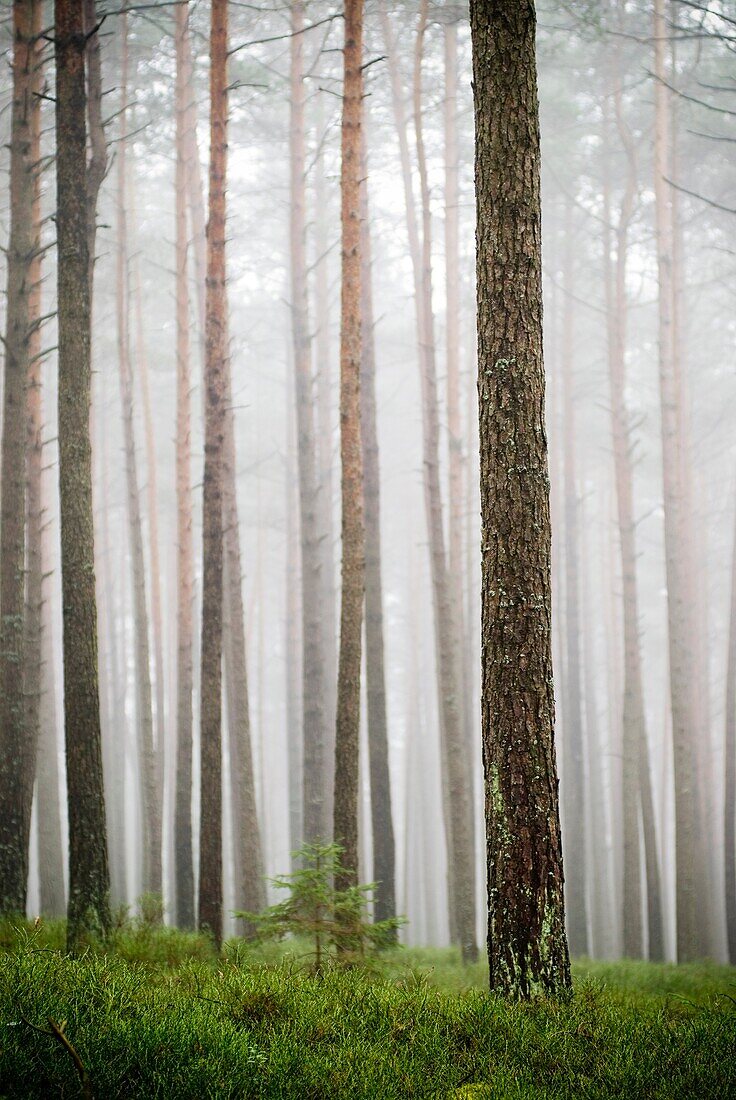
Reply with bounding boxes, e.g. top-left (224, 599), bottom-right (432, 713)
top-left (173, 0), bottom-right (195, 930)
top-left (333, 0), bottom-right (365, 892)
top-left (360, 132), bottom-right (396, 928)
top-left (55, 0), bottom-right (111, 947)
top-left (471, 0), bottom-right (571, 998)
top-left (290, 0), bottom-right (329, 844)
top-left (198, 0), bottom-right (229, 947)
